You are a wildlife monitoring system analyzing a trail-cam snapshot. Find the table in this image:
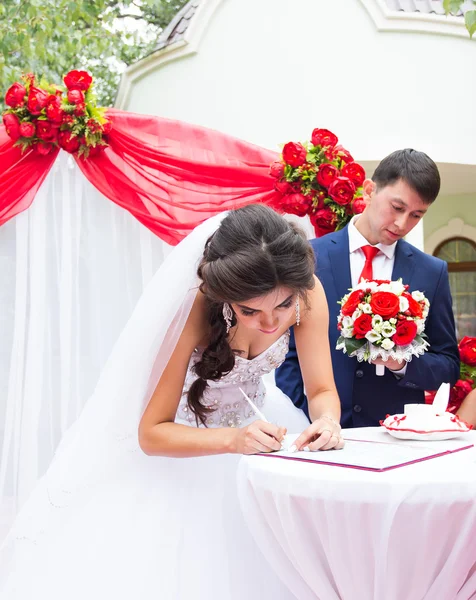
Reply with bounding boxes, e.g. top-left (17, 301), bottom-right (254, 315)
top-left (238, 427), bottom-right (476, 600)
